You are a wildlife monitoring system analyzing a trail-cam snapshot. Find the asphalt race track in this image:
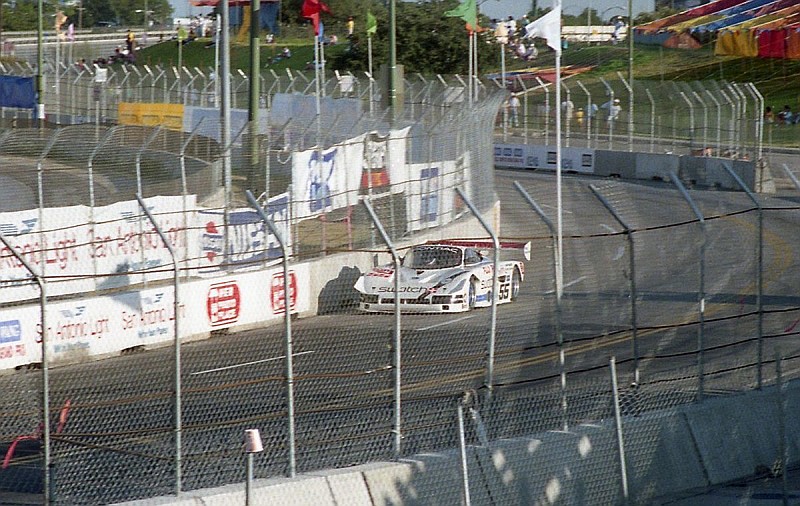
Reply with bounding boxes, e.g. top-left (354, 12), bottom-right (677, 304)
top-left (2, 170), bottom-right (800, 504)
